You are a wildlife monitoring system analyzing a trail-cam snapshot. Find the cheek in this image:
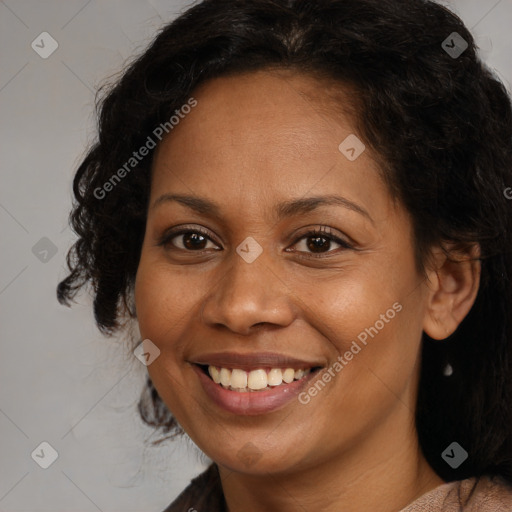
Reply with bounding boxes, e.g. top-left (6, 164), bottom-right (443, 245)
top-left (135, 255), bottom-right (203, 338)
top-left (134, 258), bottom-right (201, 426)
top-left (300, 257), bottom-right (416, 347)
top-left (303, 255), bottom-right (424, 399)
top-left (300, 295), bottom-right (423, 453)
top-left (134, 259), bottom-right (195, 400)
